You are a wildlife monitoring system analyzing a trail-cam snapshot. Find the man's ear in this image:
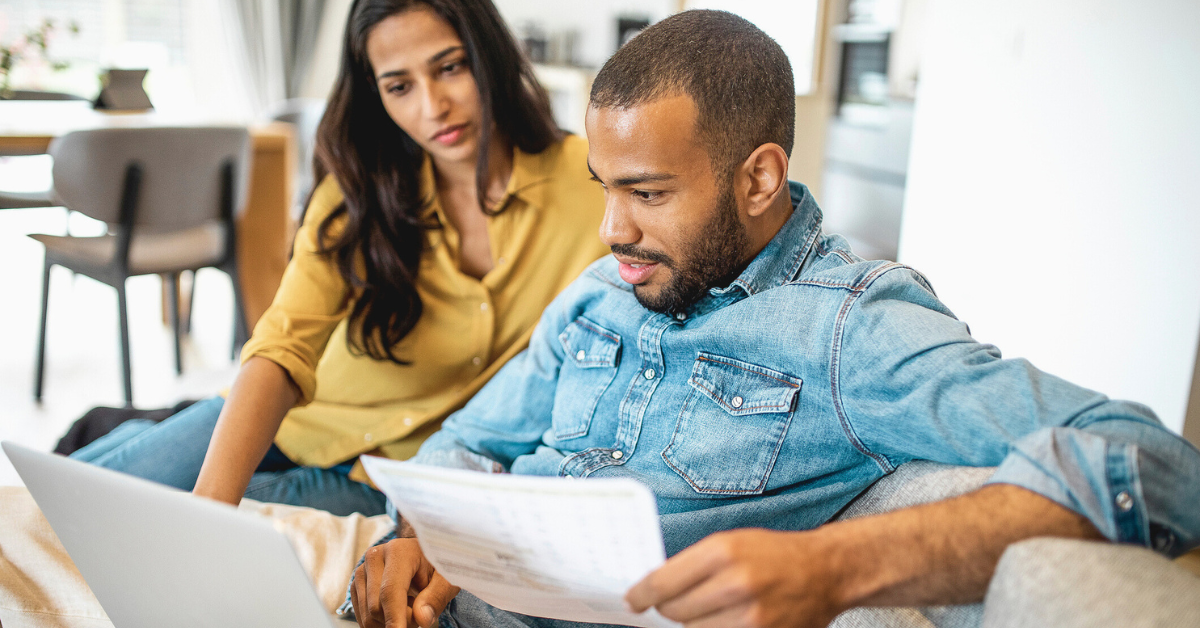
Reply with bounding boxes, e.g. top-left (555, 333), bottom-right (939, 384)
top-left (738, 143), bottom-right (790, 218)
